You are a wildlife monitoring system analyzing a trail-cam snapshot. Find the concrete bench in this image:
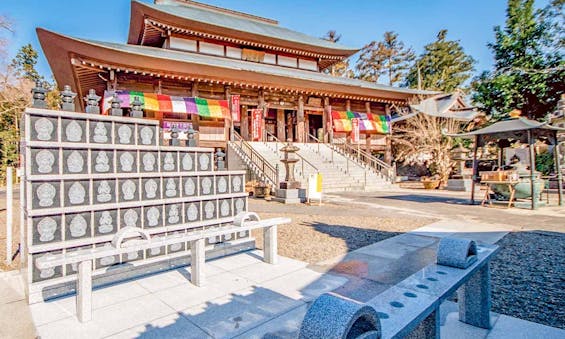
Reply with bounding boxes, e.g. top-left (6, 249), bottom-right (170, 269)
top-left (35, 212), bottom-right (290, 322)
top-left (299, 237), bottom-right (499, 339)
